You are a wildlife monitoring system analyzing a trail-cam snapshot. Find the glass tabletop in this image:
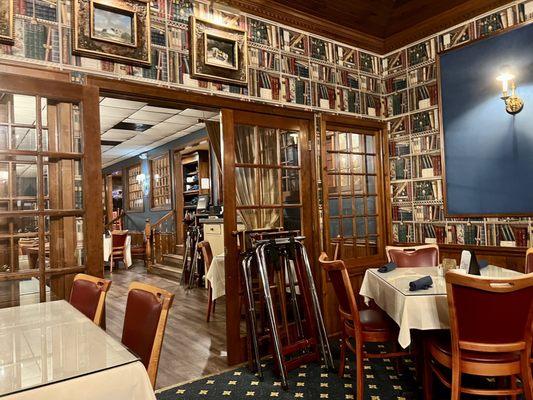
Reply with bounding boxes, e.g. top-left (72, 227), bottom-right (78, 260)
top-left (369, 265), bottom-right (523, 296)
top-left (0, 300), bottom-right (137, 396)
